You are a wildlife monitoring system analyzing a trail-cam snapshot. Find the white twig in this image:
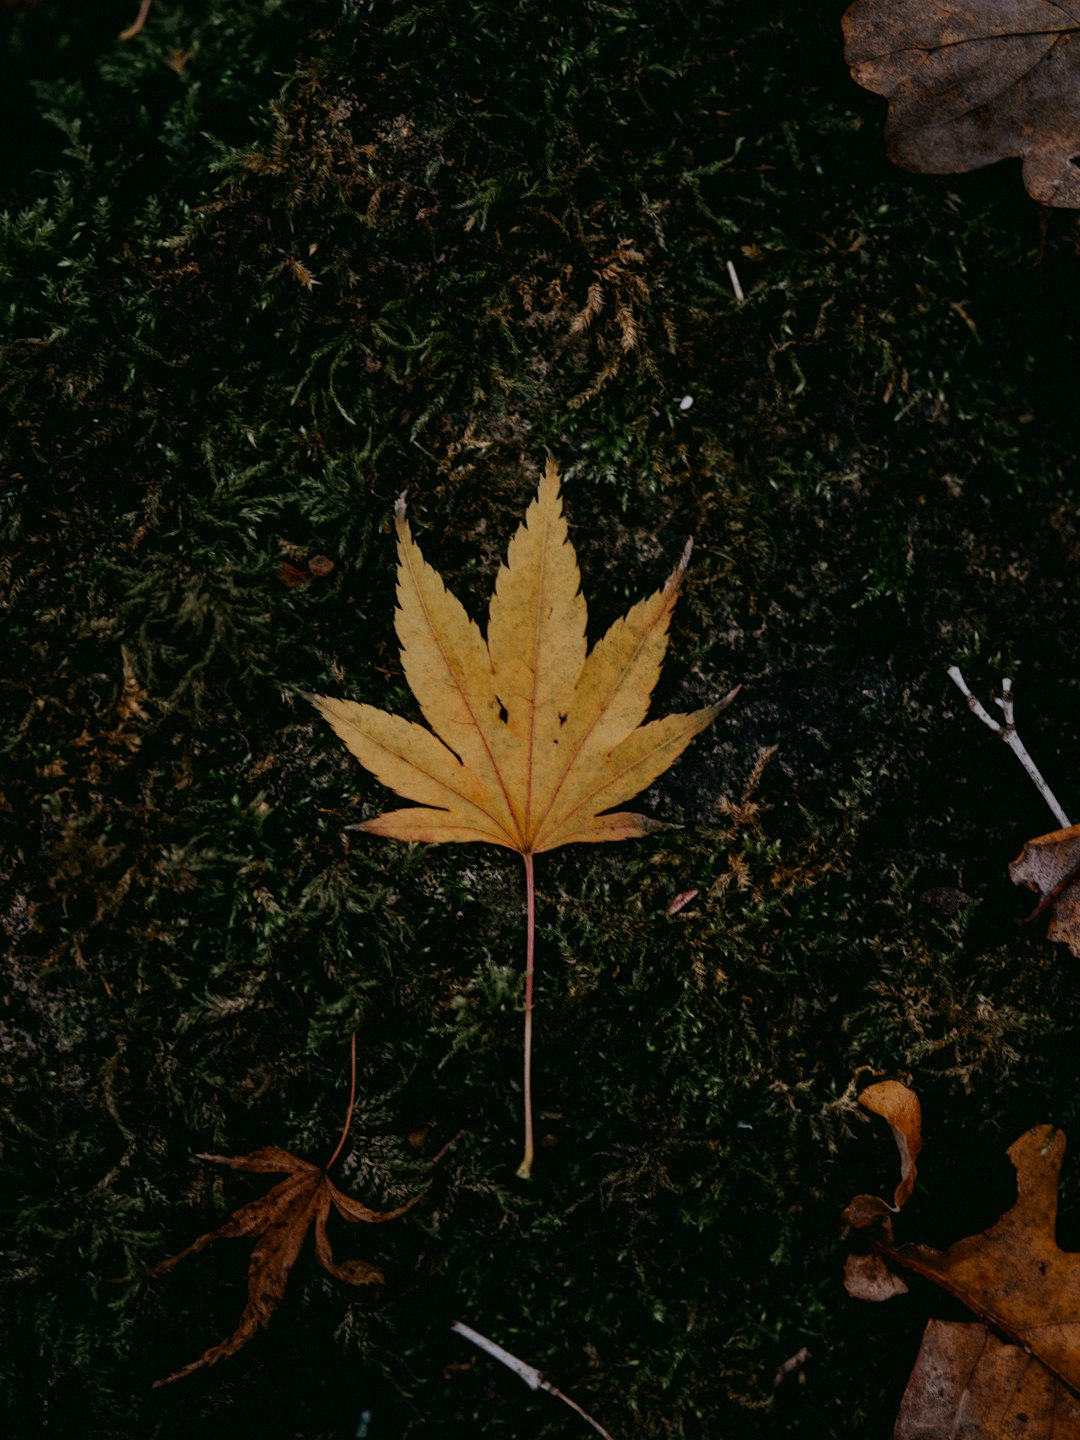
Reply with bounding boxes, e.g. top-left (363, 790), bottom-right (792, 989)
top-left (451, 1321), bottom-right (615, 1439)
top-left (726, 259), bottom-right (745, 302)
top-left (947, 667), bottom-right (1071, 828)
